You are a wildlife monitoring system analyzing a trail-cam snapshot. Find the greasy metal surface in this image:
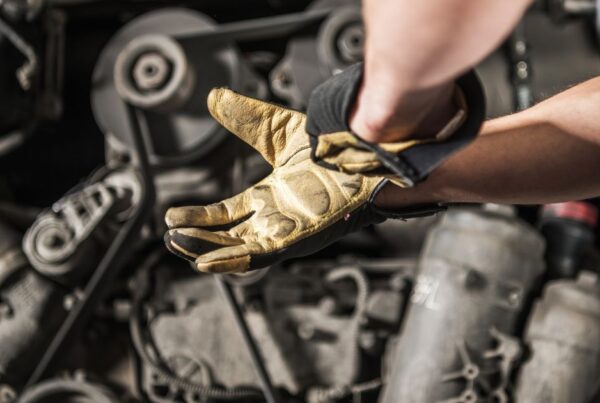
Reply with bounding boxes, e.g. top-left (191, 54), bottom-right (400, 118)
top-left (3, 2), bottom-right (600, 402)
top-left (91, 8), bottom-right (262, 168)
top-left (215, 275), bottom-right (281, 403)
top-left (0, 221), bottom-right (67, 386)
top-left (381, 206), bottom-right (546, 403)
top-left (515, 272), bottom-right (600, 403)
